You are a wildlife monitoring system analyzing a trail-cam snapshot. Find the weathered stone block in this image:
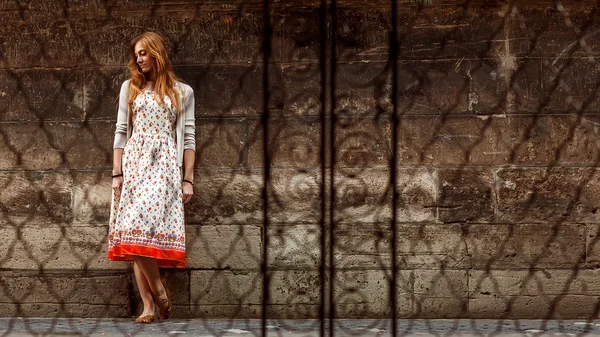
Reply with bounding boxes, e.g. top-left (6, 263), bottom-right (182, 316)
top-left (196, 119), bottom-right (246, 168)
top-left (469, 295), bottom-right (600, 319)
top-left (271, 6), bottom-right (322, 64)
top-left (186, 225), bottom-right (261, 269)
top-left (396, 169), bottom-right (437, 222)
top-left (0, 122), bottom-right (113, 170)
top-left (274, 63), bottom-right (322, 115)
top-left (468, 58), bottom-right (542, 115)
top-left (331, 224), bottom-right (391, 270)
top-left (0, 272), bottom-right (129, 305)
top-left (397, 6), bottom-right (505, 60)
top-left (0, 172), bottom-right (72, 225)
top-left (496, 168), bottom-right (600, 223)
top-left (399, 116), bottom-right (600, 166)
top-left (60, 122), bottom-right (114, 170)
top-left (168, 305), bottom-right (192, 318)
top-left (247, 118), bottom-right (322, 169)
top-left (180, 66), bottom-right (262, 117)
top-left (333, 269), bottom-right (412, 318)
top-left (335, 62), bottom-right (393, 117)
top-left (469, 269), bottom-right (600, 298)
top-left (414, 297), bottom-right (468, 319)
top-left (268, 303), bottom-right (322, 319)
top-left (541, 59), bottom-right (600, 114)
top-left (398, 224), bottom-right (469, 269)
top-left (190, 167), bottom-right (433, 227)
top-left (273, 3), bottom-right (506, 62)
top-left (1, 21), bottom-right (87, 68)
top-left (163, 271), bottom-right (190, 306)
top-left (1, 1), bottom-right (83, 24)
top-left (552, 295), bottom-right (600, 319)
top-left (83, 69), bottom-right (129, 120)
top-left (262, 168), bottom-right (423, 227)
top-left (414, 270), bottom-right (468, 297)
top-left (3, 11), bottom-right (261, 67)
top-left (165, 12), bottom-right (263, 65)
top-left (413, 269), bottom-right (468, 317)
top-left (332, 224), bottom-right (464, 270)
top-left (269, 170), bottom-right (322, 225)
top-left (0, 122), bottom-right (55, 168)
top-left (396, 61), bottom-right (470, 115)
top-left (72, 172), bottom-right (112, 224)
top-left (334, 168), bottom-right (392, 224)
top-left (466, 224), bottom-right (586, 269)
top-left (0, 303), bottom-right (129, 318)
top-left (190, 268), bottom-right (412, 318)
top-left (0, 0), bottom-right (17, 10)
top-left (502, 116), bottom-right (600, 165)
top-left (438, 169), bottom-right (494, 223)
top-left (270, 270), bottom-right (321, 310)
top-left (585, 224), bottom-right (600, 267)
top-left (335, 119), bottom-right (390, 167)
top-left (184, 170), bottom-right (263, 225)
top-left (249, 118), bottom-right (392, 169)
top-left (190, 270), bottom-right (261, 311)
top-left (398, 117), bottom-right (508, 166)
top-left (268, 225), bottom-right (321, 269)
top-left (0, 225), bottom-right (126, 270)
top-left (334, 8), bottom-right (391, 63)
top-left (513, 5), bottom-right (600, 58)
top-left (0, 226), bottom-right (17, 267)
top-left (278, 3), bottom-right (494, 64)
